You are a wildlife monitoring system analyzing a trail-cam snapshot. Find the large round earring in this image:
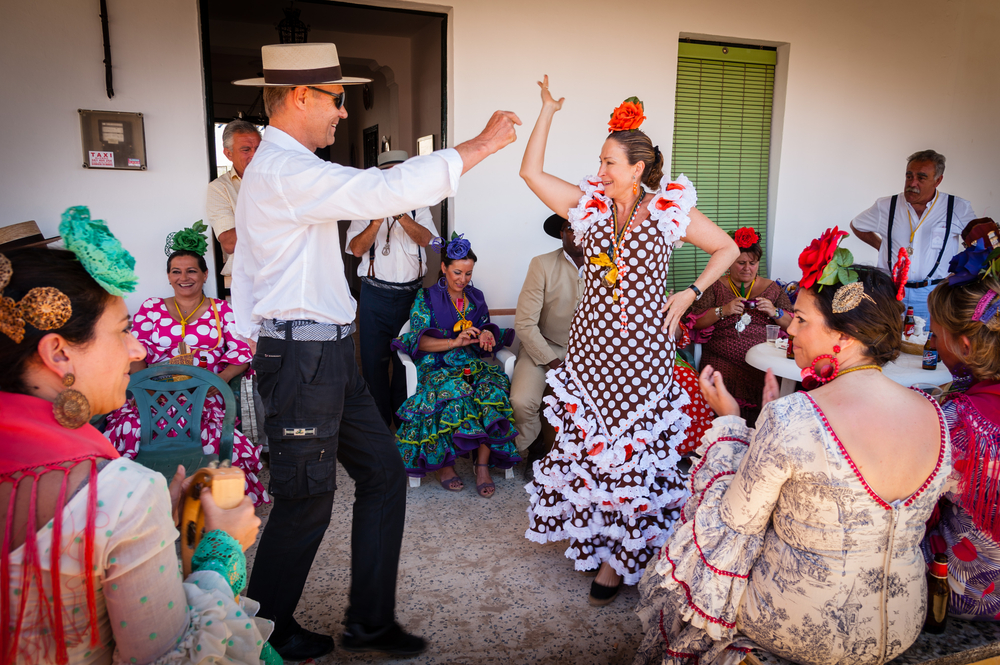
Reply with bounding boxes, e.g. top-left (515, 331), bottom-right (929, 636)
top-left (800, 354), bottom-right (840, 390)
top-left (53, 373), bottom-right (91, 429)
